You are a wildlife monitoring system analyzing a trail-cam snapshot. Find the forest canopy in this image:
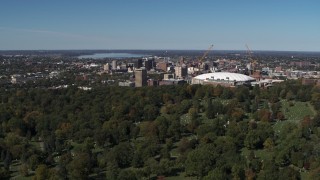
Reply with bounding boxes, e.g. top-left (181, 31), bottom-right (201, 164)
top-left (1, 80), bottom-right (320, 179)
